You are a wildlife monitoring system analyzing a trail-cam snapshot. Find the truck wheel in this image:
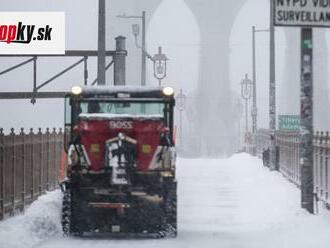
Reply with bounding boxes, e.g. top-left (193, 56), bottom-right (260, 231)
top-left (163, 180), bottom-right (177, 237)
top-left (61, 190), bottom-right (71, 236)
top-left (61, 190), bottom-right (81, 236)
